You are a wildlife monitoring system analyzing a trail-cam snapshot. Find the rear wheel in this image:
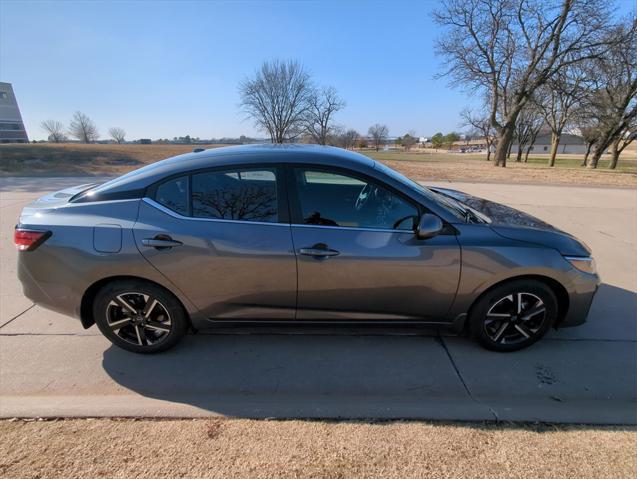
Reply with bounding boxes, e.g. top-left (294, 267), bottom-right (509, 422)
top-left (469, 279), bottom-right (558, 352)
top-left (93, 280), bottom-right (189, 353)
